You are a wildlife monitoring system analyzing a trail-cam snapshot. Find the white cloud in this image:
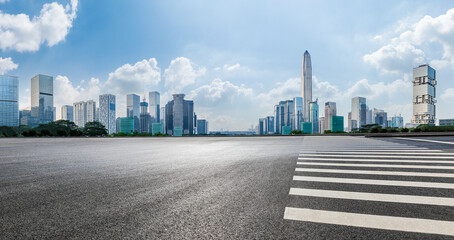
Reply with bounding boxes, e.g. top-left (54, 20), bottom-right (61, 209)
top-left (0, 0), bottom-right (10, 3)
top-left (441, 88), bottom-right (454, 101)
top-left (0, 0), bottom-right (78, 52)
top-left (189, 78), bottom-right (252, 106)
top-left (164, 57), bottom-right (206, 92)
top-left (365, 8), bottom-right (454, 73)
top-left (105, 58), bottom-right (161, 96)
top-left (223, 63), bottom-right (241, 71)
top-left (0, 57), bottom-right (18, 74)
top-left (346, 78), bottom-right (412, 100)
